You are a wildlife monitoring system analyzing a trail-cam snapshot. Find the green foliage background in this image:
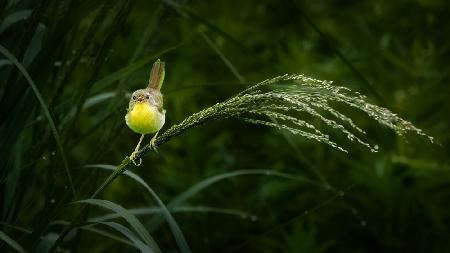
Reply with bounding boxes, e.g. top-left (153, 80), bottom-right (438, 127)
top-left (1, 0), bottom-right (449, 252)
